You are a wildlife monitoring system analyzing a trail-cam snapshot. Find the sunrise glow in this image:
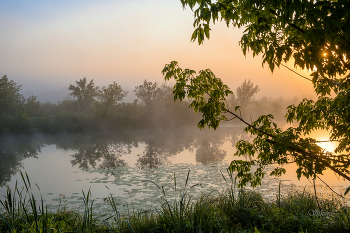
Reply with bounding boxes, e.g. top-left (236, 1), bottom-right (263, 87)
top-left (0, 0), bottom-right (315, 103)
top-left (316, 138), bottom-right (336, 153)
